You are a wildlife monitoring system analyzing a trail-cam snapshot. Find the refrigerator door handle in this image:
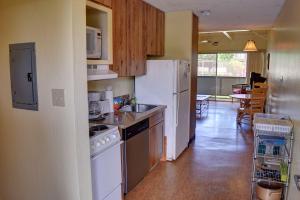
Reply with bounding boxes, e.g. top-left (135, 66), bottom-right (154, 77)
top-left (176, 94), bottom-right (179, 127)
